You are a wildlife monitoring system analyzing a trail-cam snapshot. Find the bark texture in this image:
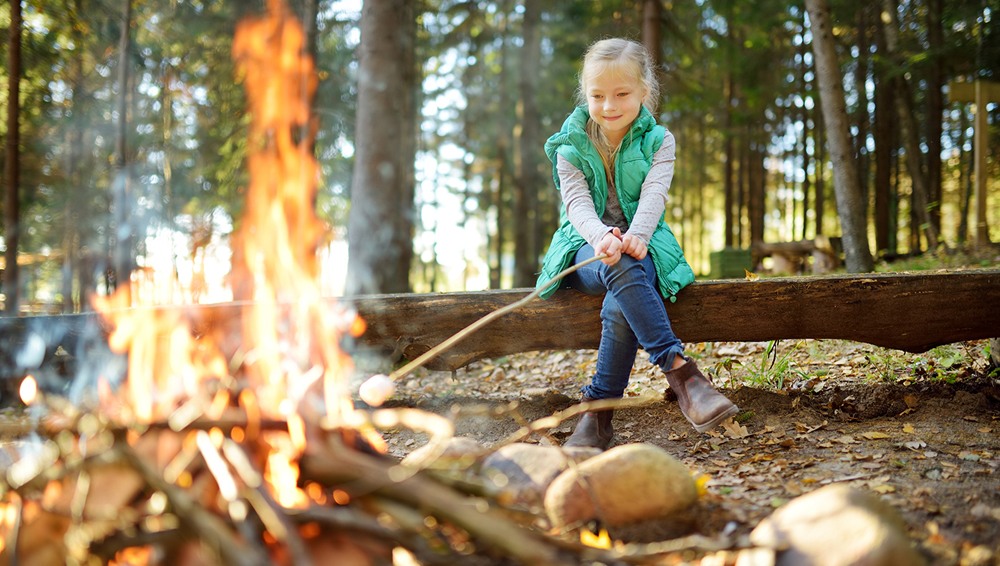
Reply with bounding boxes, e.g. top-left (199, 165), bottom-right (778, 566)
top-left (346, 0), bottom-right (417, 295)
top-left (805, 0), bottom-right (875, 272)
